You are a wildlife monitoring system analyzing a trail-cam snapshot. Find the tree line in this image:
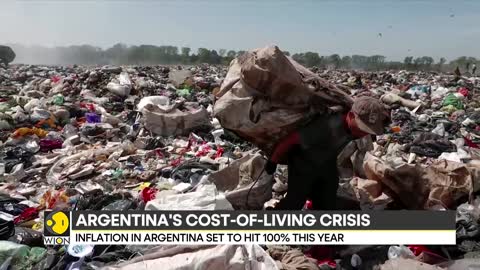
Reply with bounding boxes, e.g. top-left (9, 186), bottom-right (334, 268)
top-left (8, 43), bottom-right (479, 72)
